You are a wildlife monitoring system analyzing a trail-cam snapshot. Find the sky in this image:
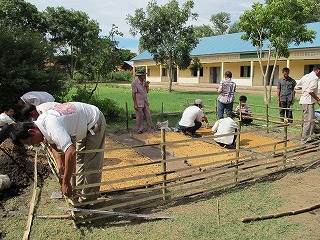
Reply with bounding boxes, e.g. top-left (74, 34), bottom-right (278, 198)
top-left (25, 0), bottom-right (264, 53)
